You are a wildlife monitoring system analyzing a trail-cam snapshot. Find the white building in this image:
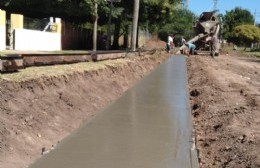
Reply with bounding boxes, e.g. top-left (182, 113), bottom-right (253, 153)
top-left (0, 9), bottom-right (62, 51)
